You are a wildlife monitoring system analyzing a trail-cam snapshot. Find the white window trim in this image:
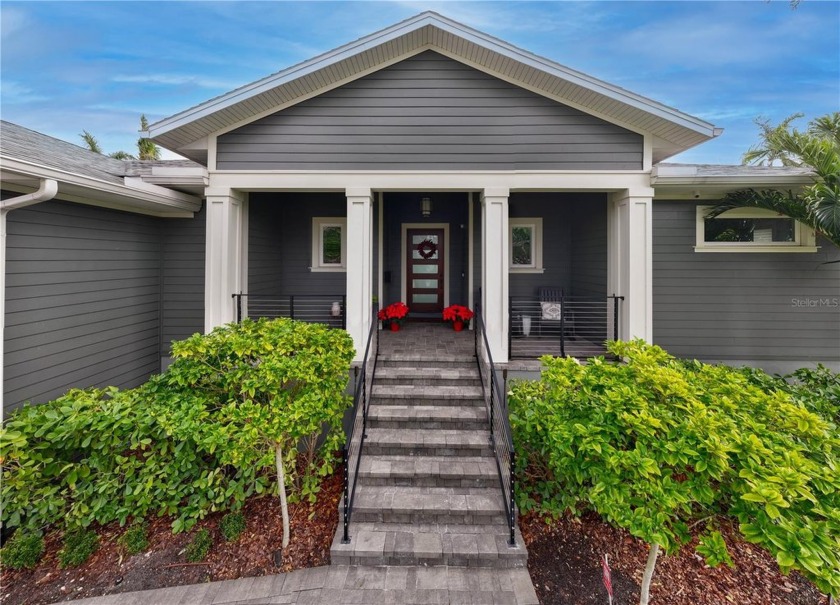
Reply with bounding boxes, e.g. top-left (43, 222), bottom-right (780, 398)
top-left (311, 217), bottom-right (347, 272)
top-left (509, 217), bottom-right (544, 273)
top-left (695, 206), bottom-right (817, 253)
